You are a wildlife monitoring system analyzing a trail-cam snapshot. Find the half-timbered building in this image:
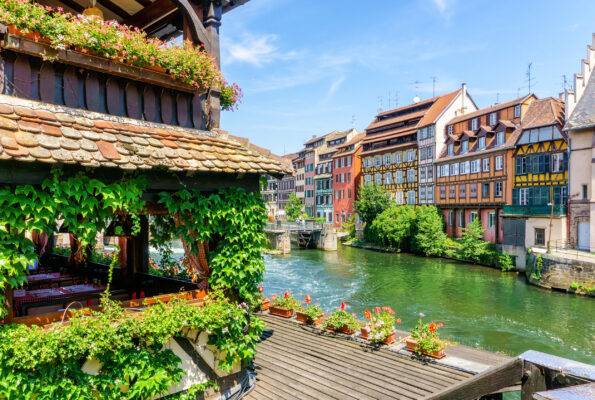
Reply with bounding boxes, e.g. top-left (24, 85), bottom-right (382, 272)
top-left (501, 98), bottom-right (566, 259)
top-left (332, 131), bottom-right (364, 227)
top-left (361, 88), bottom-right (473, 205)
top-left (435, 94), bottom-right (537, 244)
